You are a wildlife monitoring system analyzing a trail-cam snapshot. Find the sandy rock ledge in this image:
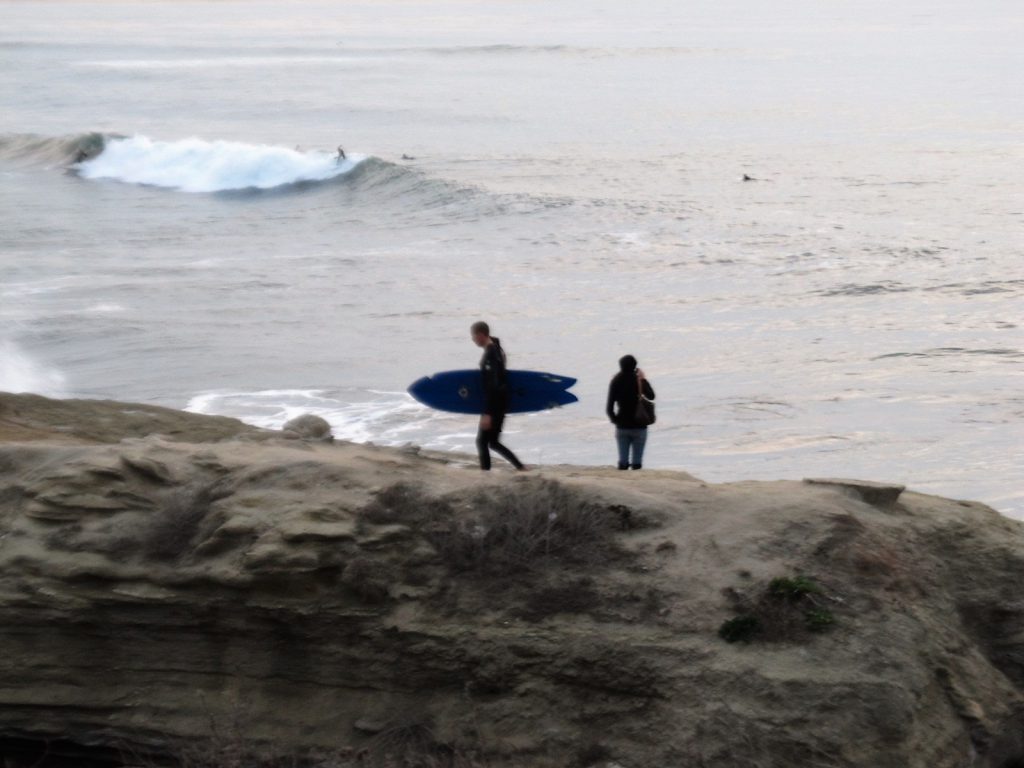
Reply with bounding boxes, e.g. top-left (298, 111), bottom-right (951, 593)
top-left (1, 392), bottom-right (1023, 768)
